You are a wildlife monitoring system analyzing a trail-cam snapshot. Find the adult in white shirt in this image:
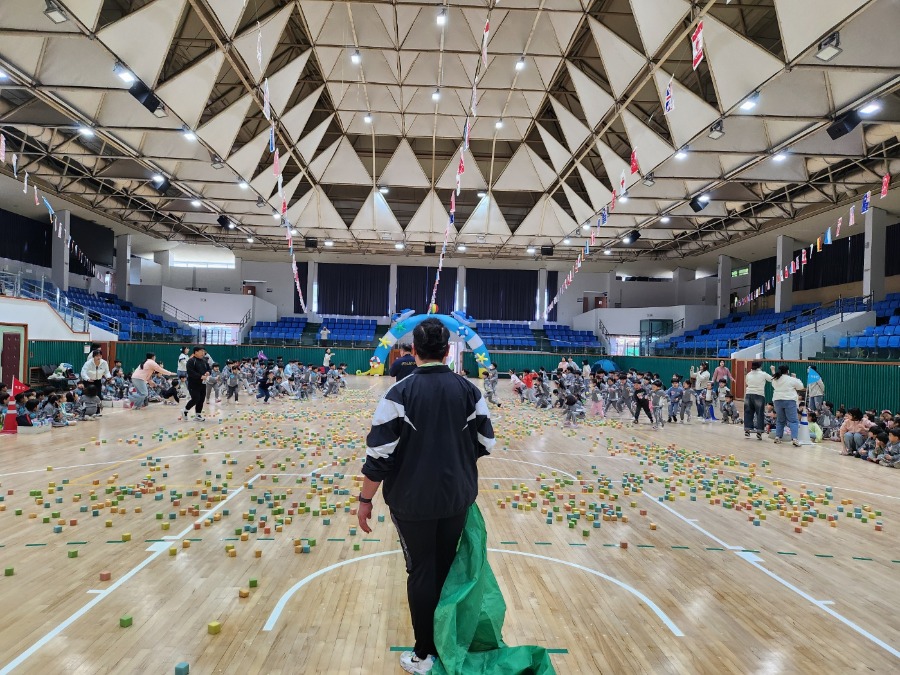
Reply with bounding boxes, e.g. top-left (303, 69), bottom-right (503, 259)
top-left (177, 347), bottom-right (189, 377)
top-left (320, 326), bottom-right (331, 346)
top-left (80, 349), bottom-right (111, 396)
top-left (691, 362), bottom-right (714, 419)
top-left (581, 360), bottom-right (592, 378)
top-left (130, 352), bottom-right (175, 410)
top-left (323, 348), bottom-right (332, 368)
top-left (743, 361), bottom-right (772, 440)
top-left (770, 365), bottom-right (804, 446)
